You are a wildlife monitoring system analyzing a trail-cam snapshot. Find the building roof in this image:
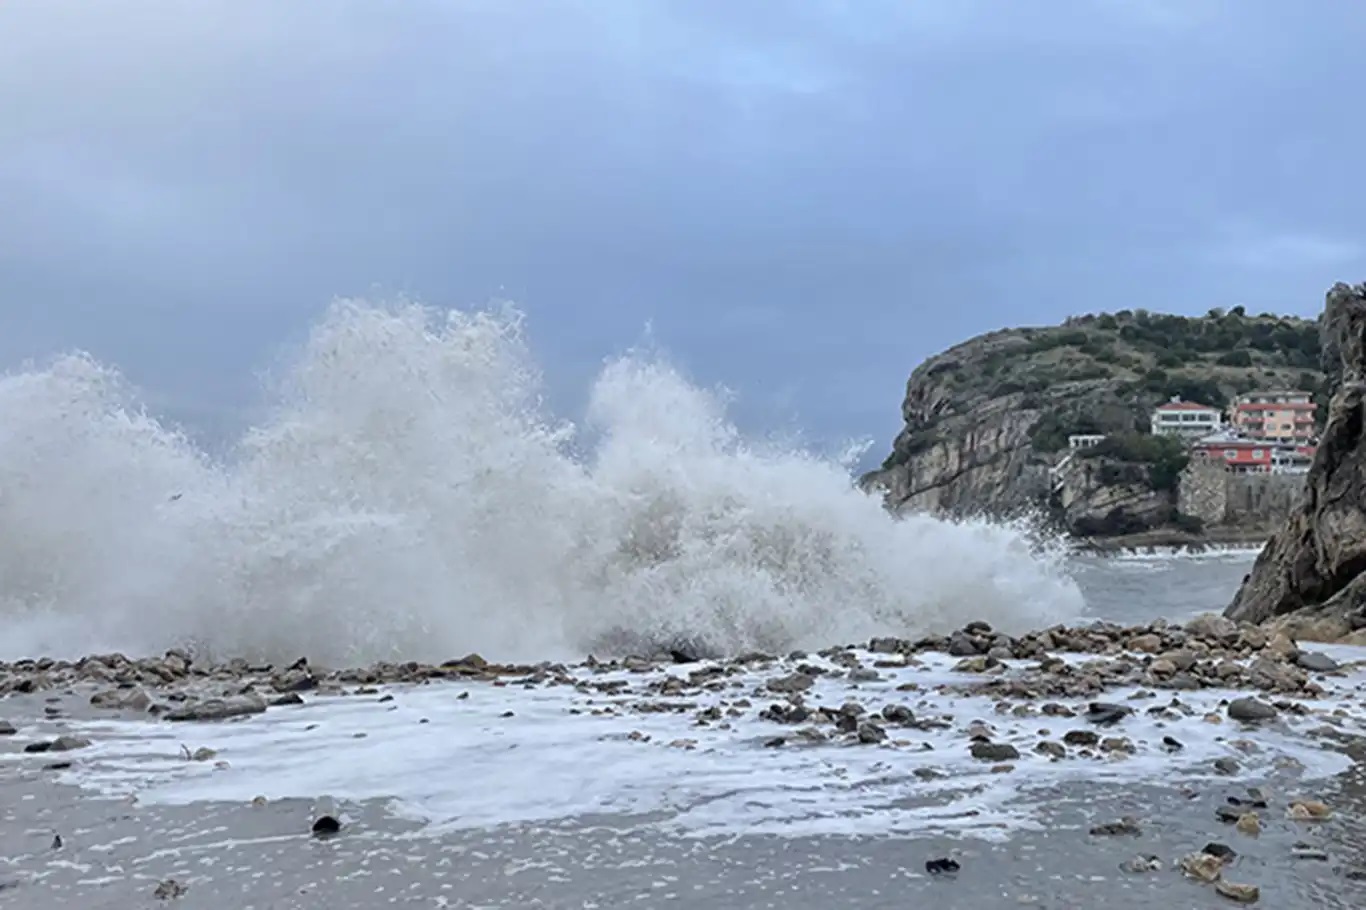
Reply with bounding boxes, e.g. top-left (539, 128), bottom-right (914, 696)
top-left (1153, 401), bottom-right (1221, 412)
